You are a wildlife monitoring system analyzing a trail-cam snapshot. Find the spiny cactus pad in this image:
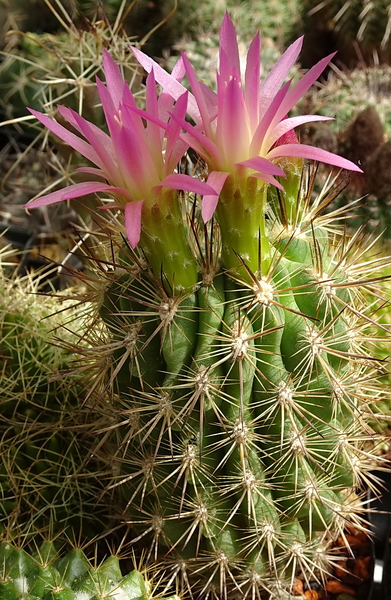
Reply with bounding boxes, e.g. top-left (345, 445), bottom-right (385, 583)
top-left (0, 541), bottom-right (180, 600)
